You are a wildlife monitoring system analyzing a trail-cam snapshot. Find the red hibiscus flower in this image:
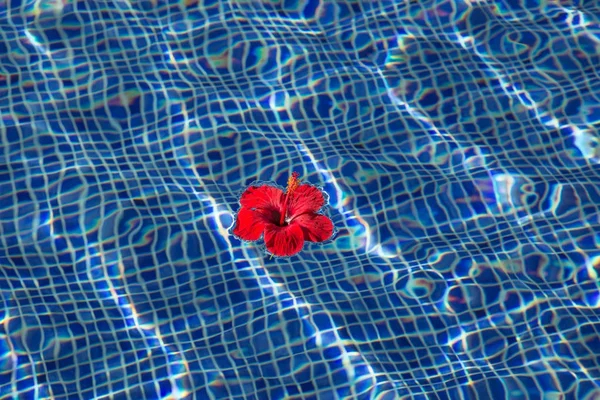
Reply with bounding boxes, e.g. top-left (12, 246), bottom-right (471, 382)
top-left (233, 172), bottom-right (334, 257)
